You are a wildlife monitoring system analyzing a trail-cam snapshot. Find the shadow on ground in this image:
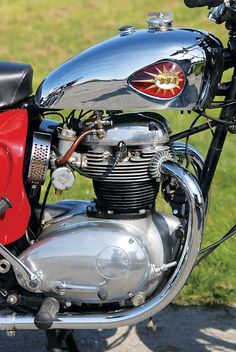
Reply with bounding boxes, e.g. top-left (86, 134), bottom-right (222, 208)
top-left (0, 305), bottom-right (235, 352)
